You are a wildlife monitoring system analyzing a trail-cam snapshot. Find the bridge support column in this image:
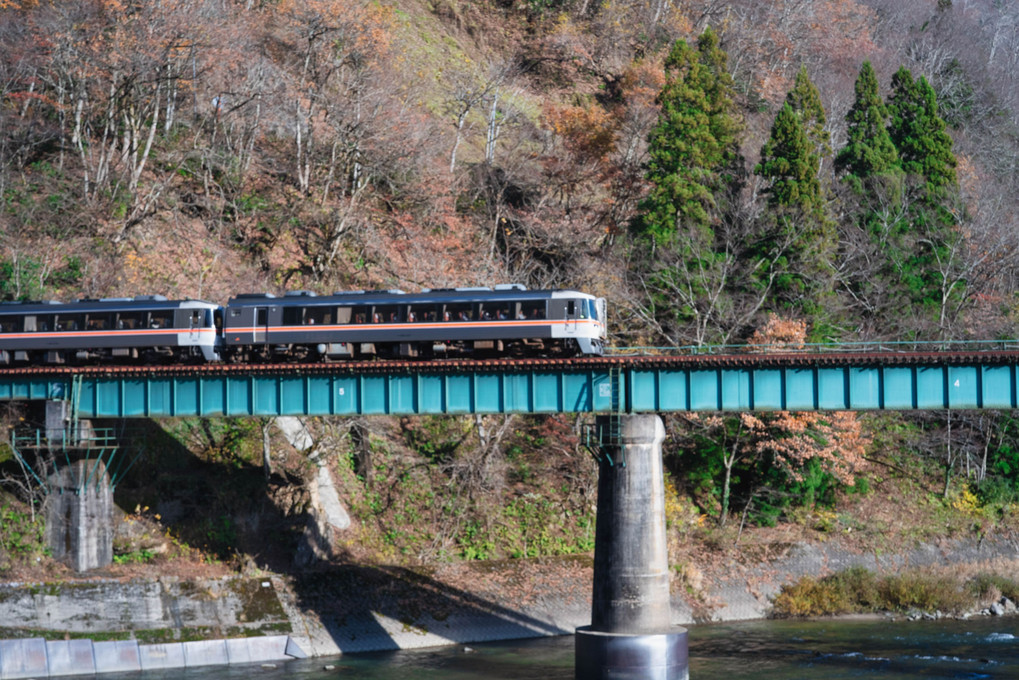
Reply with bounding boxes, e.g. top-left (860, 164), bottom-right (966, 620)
top-left (576, 414), bottom-right (688, 680)
top-left (40, 402), bottom-right (113, 572)
top-left (45, 459), bottom-right (114, 572)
